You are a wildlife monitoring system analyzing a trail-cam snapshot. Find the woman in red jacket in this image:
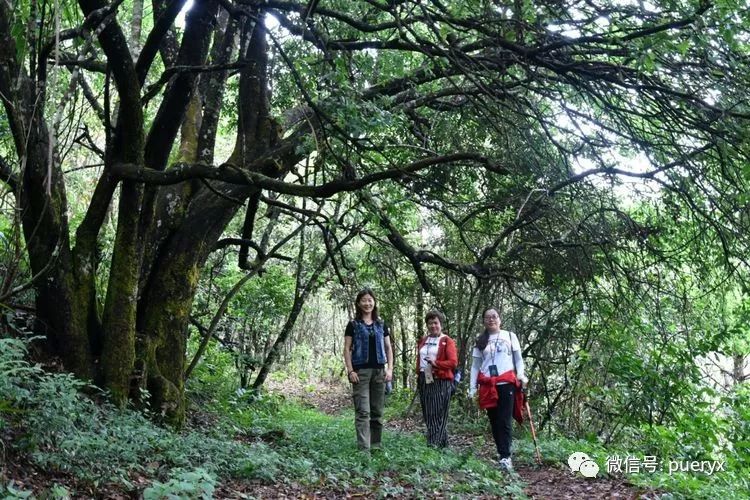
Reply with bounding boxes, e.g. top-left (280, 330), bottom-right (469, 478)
top-left (416, 310), bottom-right (458, 448)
